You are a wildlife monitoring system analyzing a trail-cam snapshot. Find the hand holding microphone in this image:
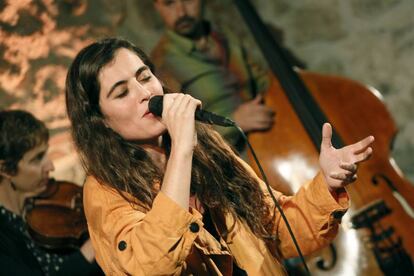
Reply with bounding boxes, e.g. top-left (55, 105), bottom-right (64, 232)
top-left (153, 94), bottom-right (202, 154)
top-left (149, 95), bottom-right (235, 127)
